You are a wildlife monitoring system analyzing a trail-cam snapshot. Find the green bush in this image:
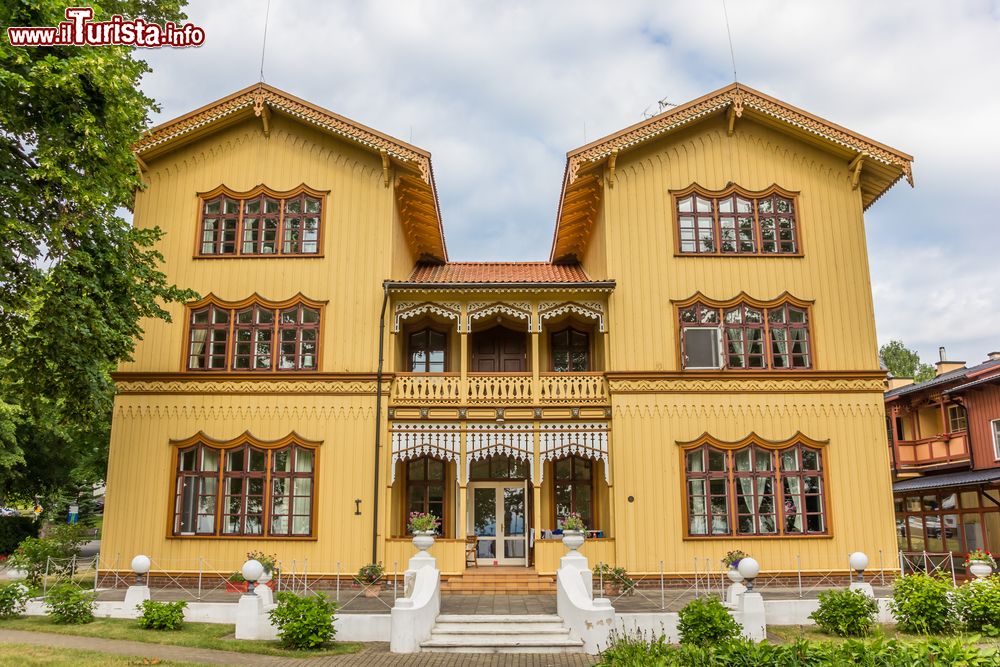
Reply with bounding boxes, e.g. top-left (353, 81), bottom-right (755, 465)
top-left (954, 575), bottom-right (1000, 636)
top-left (890, 572), bottom-right (956, 634)
top-left (677, 596), bottom-right (740, 646)
top-left (0, 516), bottom-right (39, 555)
top-left (44, 583), bottom-right (95, 624)
top-left (267, 591), bottom-right (337, 649)
top-left (136, 599), bottom-right (187, 631)
top-left (809, 588), bottom-right (878, 637)
top-left (0, 583), bottom-right (29, 619)
top-left (6, 523), bottom-right (90, 587)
